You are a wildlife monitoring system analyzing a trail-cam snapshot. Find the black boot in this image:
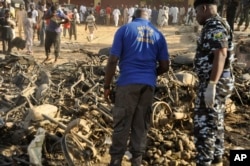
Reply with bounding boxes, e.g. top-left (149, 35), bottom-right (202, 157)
top-left (108, 158), bottom-right (122, 166)
top-left (131, 155), bottom-right (142, 166)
